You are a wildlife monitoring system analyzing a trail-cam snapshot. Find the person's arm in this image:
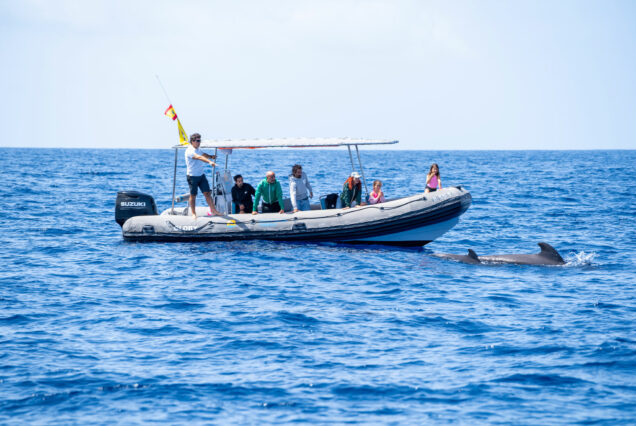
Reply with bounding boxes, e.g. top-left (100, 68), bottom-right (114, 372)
top-left (438, 177), bottom-right (442, 189)
top-left (201, 153), bottom-right (217, 160)
top-left (192, 153), bottom-right (216, 167)
top-left (276, 182), bottom-right (285, 213)
top-left (248, 184), bottom-right (255, 196)
top-left (289, 178), bottom-right (298, 211)
top-left (341, 184), bottom-right (351, 208)
top-left (252, 183), bottom-right (262, 214)
top-left (426, 173), bottom-right (432, 186)
top-left (231, 187), bottom-right (243, 212)
top-left (304, 172), bottom-right (313, 198)
top-left (355, 186), bottom-right (362, 205)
